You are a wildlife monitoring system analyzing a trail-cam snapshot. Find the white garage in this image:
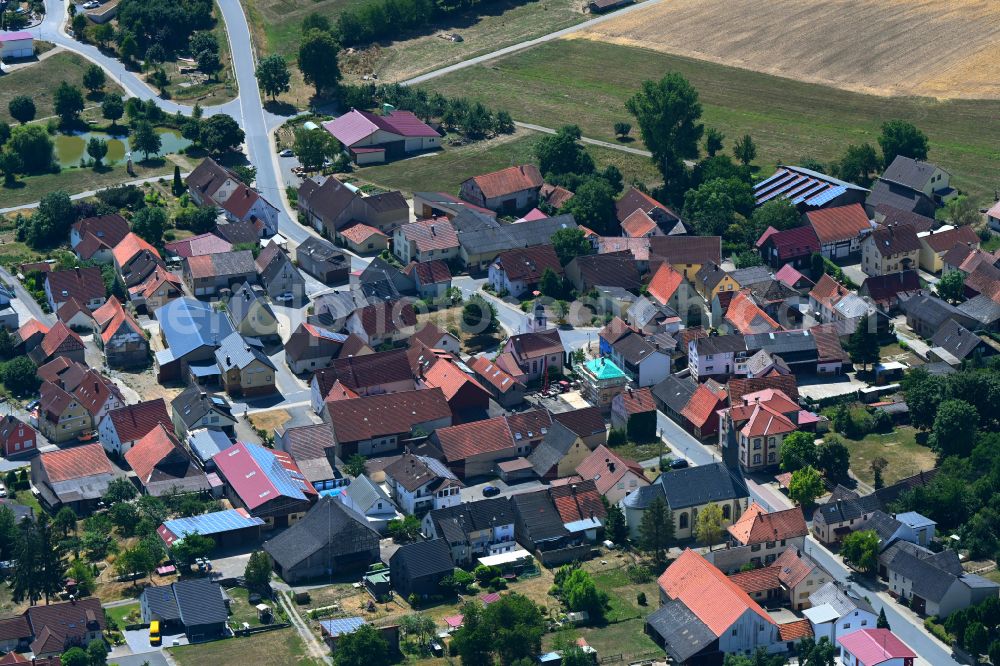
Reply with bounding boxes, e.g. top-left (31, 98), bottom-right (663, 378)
top-left (0, 31), bottom-right (34, 60)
